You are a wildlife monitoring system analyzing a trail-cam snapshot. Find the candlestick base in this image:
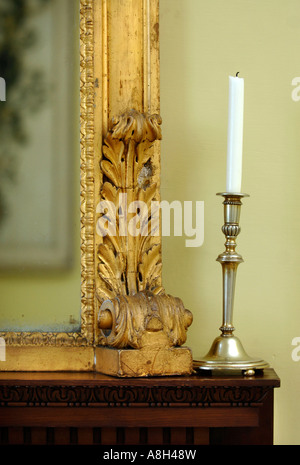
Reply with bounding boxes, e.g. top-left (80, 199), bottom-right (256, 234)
top-left (194, 334), bottom-right (269, 376)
